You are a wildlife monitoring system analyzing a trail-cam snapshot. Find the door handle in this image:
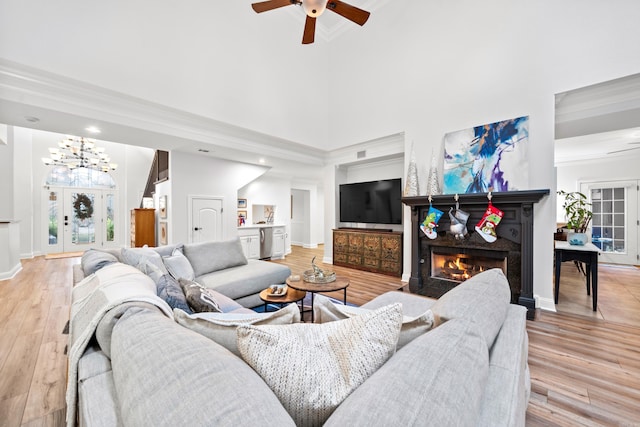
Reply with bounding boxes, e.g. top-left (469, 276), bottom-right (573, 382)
top-left (194, 227), bottom-right (202, 231)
